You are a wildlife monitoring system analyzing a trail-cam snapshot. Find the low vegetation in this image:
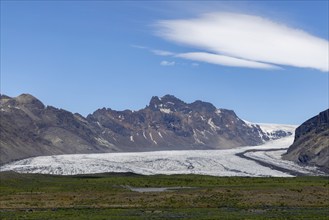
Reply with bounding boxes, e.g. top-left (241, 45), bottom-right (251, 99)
top-left (0, 172), bottom-right (328, 219)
